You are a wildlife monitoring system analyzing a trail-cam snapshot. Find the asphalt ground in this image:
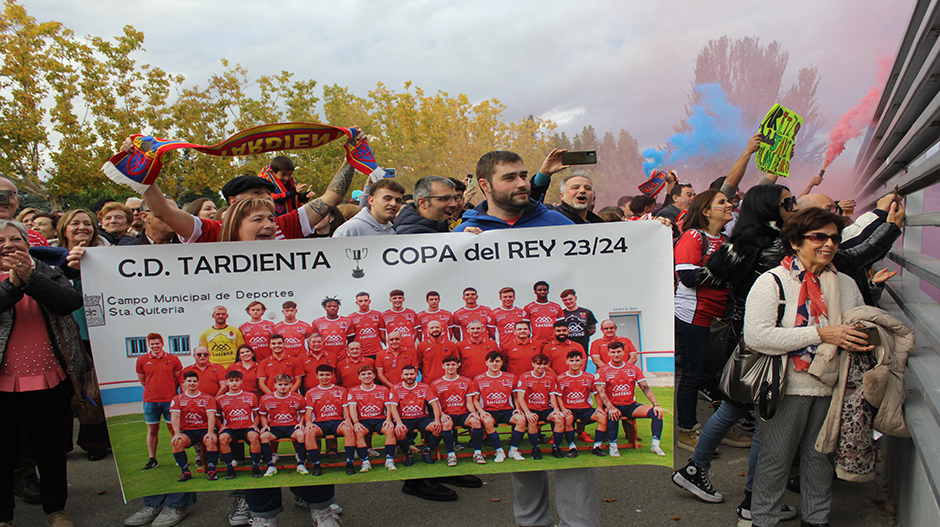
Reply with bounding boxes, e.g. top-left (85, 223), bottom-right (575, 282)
top-left (9, 399), bottom-right (897, 527)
